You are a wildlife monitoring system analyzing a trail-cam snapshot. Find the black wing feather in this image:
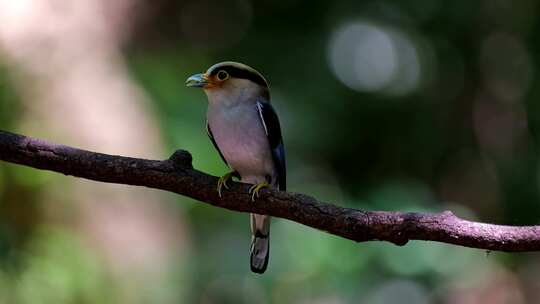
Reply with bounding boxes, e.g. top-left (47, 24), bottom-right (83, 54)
top-left (257, 101), bottom-right (286, 191)
top-left (207, 122), bottom-right (240, 179)
top-left (206, 121), bottom-right (228, 166)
